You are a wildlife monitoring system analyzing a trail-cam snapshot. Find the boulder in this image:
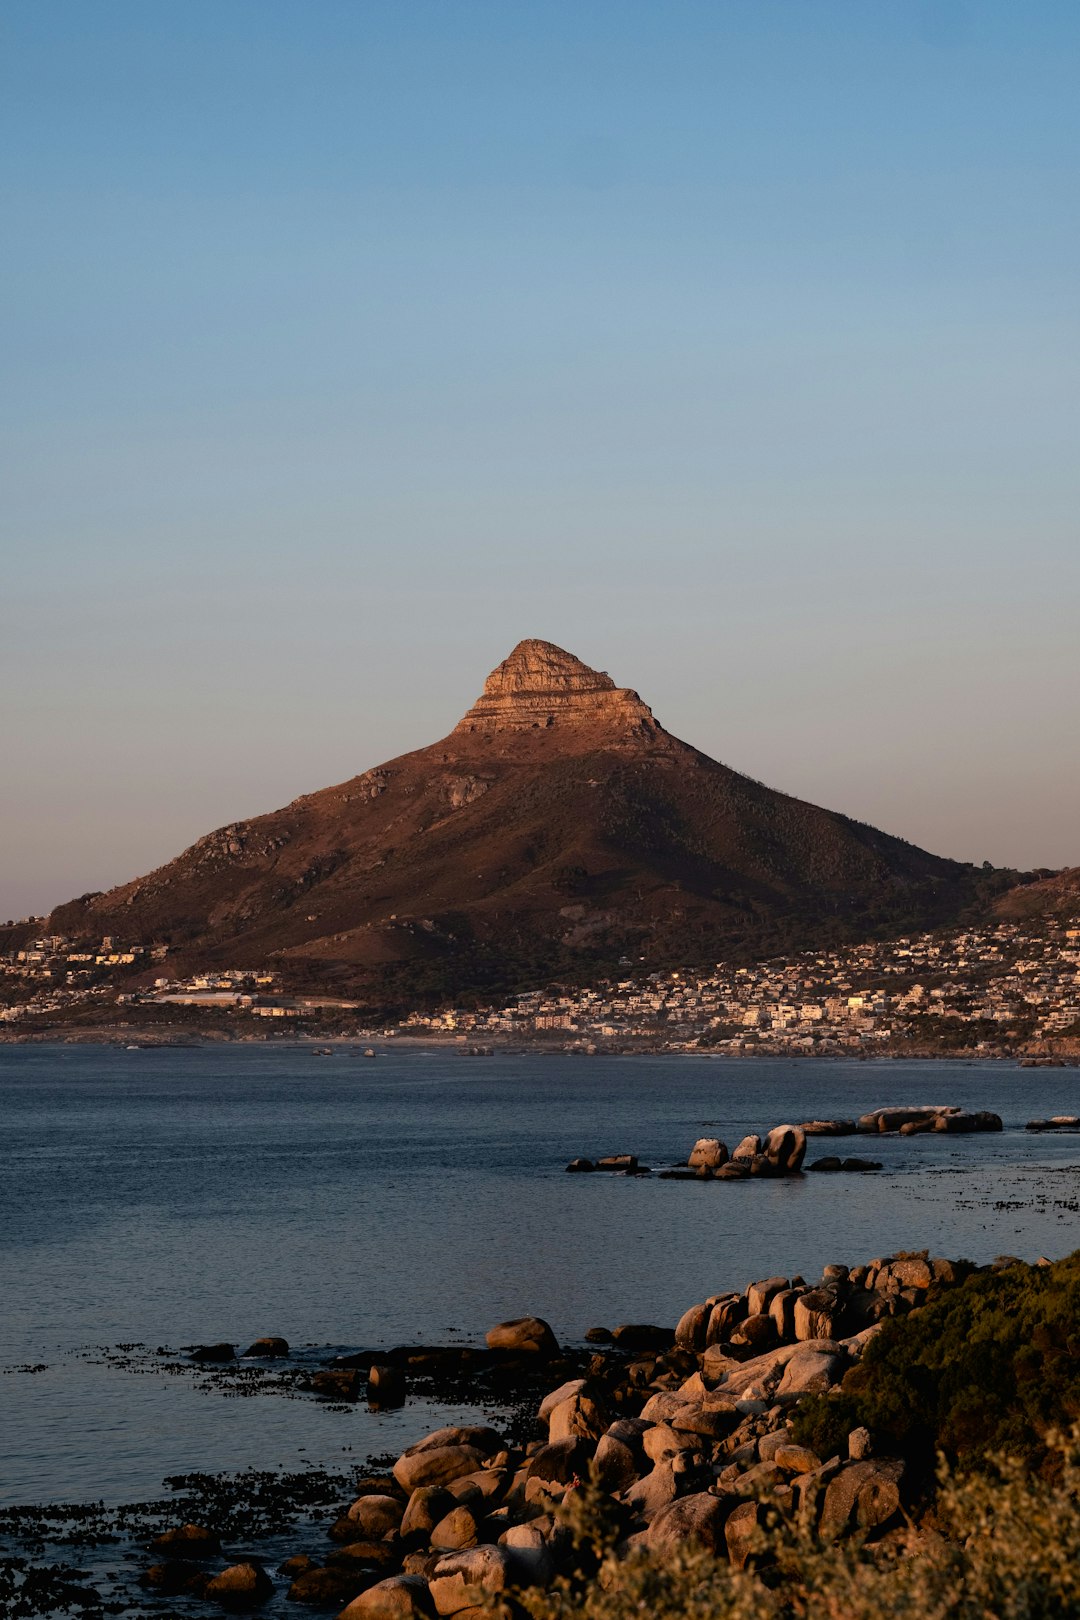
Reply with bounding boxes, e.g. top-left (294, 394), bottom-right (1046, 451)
top-left (807, 1157), bottom-right (843, 1173)
top-left (724, 1500), bottom-right (765, 1569)
top-left (594, 1432), bottom-right (640, 1492)
top-left (190, 1342), bottom-right (236, 1363)
top-left (150, 1523), bottom-right (221, 1559)
top-left (642, 1423), bottom-right (700, 1463)
top-left (313, 1369), bottom-right (362, 1401)
top-left (646, 1492), bottom-right (730, 1556)
top-left (428, 1547), bottom-right (512, 1616)
top-left (674, 1302), bottom-right (711, 1350)
top-left (706, 1295), bottom-right (747, 1343)
top-left (279, 1556), bottom-right (314, 1577)
top-left (791, 1456), bottom-right (843, 1519)
top-left (139, 1561), bottom-right (206, 1594)
top-left (706, 1338), bottom-right (837, 1400)
top-left (688, 1137), bottom-right (728, 1170)
top-left (538, 1379), bottom-right (587, 1421)
top-left (841, 1157), bottom-right (881, 1172)
top-left (773, 1443), bottom-right (821, 1475)
top-left (595, 1154), bottom-right (638, 1172)
top-left (429, 1506), bottom-right (481, 1551)
top-left (406, 1426), bottom-right (503, 1457)
top-left (777, 1347), bottom-right (844, 1396)
top-left (801, 1120), bottom-right (856, 1136)
top-left (900, 1117), bottom-right (936, 1135)
top-left (547, 1387), bottom-right (609, 1443)
top-left (732, 1461), bottom-right (781, 1497)
top-left (485, 1318), bottom-right (559, 1357)
top-left (565, 1158), bottom-right (594, 1172)
top-left (848, 1426), bottom-right (872, 1461)
top-left (672, 1404), bottom-right (738, 1442)
top-left (448, 1469), bottom-right (506, 1506)
top-left (763, 1124), bottom-right (807, 1173)
top-left (204, 1561), bottom-right (274, 1607)
top-left (882, 1256), bottom-right (932, 1291)
top-left (639, 1391), bottom-right (694, 1423)
top-left (394, 1448), bottom-right (487, 1495)
top-left (714, 1162), bottom-right (750, 1180)
top-left (328, 1542), bottom-right (402, 1575)
top-left (368, 1365), bottom-right (407, 1407)
top-left (729, 1313), bottom-right (778, 1354)
top-left (820, 1459), bottom-right (905, 1540)
top-left (401, 1488), bottom-right (456, 1540)
top-left (337, 1574), bottom-right (435, 1620)
top-left (623, 1457), bottom-right (681, 1518)
top-left (498, 1524), bottom-right (555, 1586)
top-left (746, 1277), bottom-right (788, 1317)
top-left (289, 1566), bottom-right (369, 1606)
top-left (793, 1290), bottom-right (836, 1342)
top-left (241, 1336), bottom-right (289, 1358)
top-left (348, 1496), bottom-right (405, 1538)
top-left (933, 1111), bottom-right (979, 1132)
top-left (731, 1134), bottom-right (761, 1162)
top-left (526, 1438), bottom-right (592, 1484)
top-left (769, 1289), bottom-right (799, 1341)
